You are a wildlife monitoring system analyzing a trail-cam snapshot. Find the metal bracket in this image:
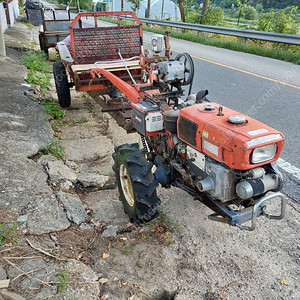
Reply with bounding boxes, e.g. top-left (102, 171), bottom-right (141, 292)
top-left (235, 192), bottom-right (286, 231)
